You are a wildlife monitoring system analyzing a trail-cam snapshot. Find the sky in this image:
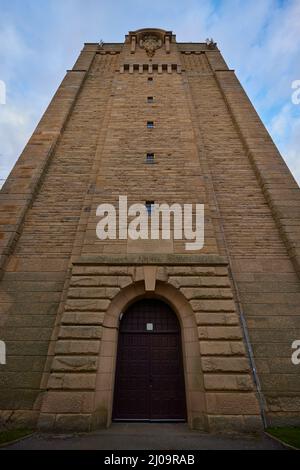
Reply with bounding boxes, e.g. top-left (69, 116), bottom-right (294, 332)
top-left (0, 0), bottom-right (299, 186)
